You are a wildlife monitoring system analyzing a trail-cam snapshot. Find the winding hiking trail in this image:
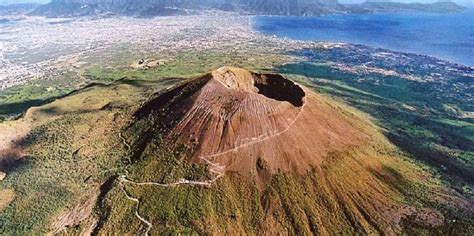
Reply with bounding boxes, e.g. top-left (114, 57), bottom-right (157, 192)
top-left (118, 89), bottom-right (307, 236)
